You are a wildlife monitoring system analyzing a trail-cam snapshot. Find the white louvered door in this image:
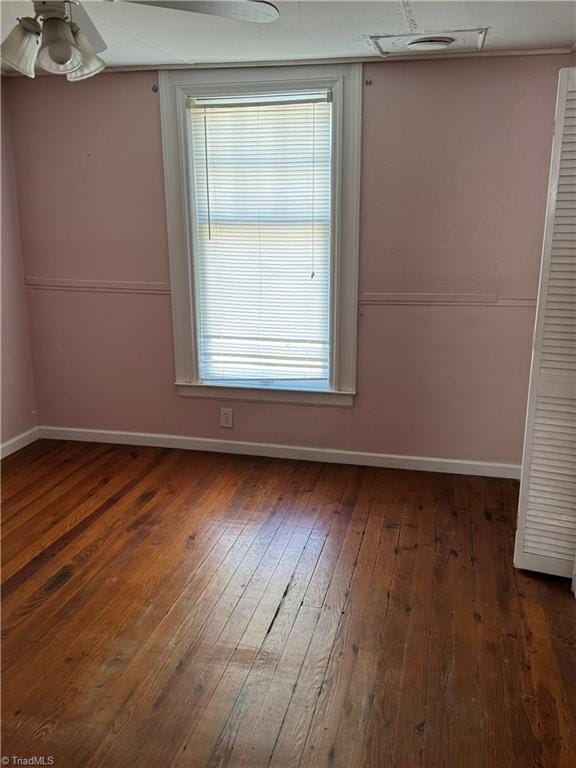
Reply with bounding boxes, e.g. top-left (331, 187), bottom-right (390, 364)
top-left (514, 68), bottom-right (576, 578)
